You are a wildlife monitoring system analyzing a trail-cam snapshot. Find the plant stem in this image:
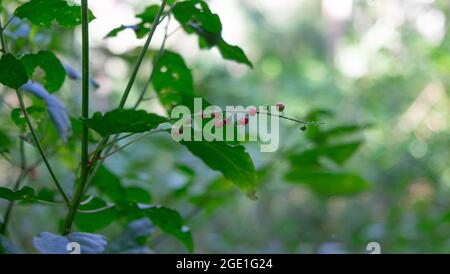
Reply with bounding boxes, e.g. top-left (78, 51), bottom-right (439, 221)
top-left (78, 0), bottom-right (169, 194)
top-left (0, 16), bottom-right (8, 53)
top-left (118, 0), bottom-right (167, 108)
top-left (15, 89), bottom-right (70, 206)
top-left (0, 140), bottom-right (27, 235)
top-left (63, 0), bottom-right (90, 235)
